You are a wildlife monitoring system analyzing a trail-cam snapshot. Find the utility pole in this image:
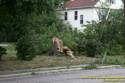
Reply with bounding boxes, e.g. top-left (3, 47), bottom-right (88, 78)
top-left (122, 0), bottom-right (125, 49)
top-left (97, 0), bottom-right (111, 64)
top-left (122, 0), bottom-right (125, 48)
